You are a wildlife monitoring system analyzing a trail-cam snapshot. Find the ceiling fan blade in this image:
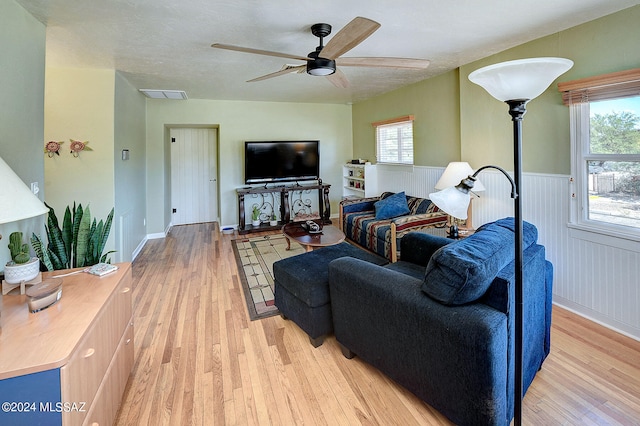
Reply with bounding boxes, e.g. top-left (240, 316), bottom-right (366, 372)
top-left (212, 43), bottom-right (309, 62)
top-left (326, 69), bottom-right (349, 88)
top-left (247, 64), bottom-right (306, 83)
top-left (319, 17), bottom-right (380, 60)
top-left (337, 57), bottom-right (430, 69)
